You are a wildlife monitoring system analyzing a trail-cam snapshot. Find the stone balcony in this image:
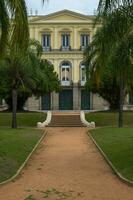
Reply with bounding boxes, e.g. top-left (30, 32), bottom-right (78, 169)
top-left (61, 80), bottom-right (73, 86)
